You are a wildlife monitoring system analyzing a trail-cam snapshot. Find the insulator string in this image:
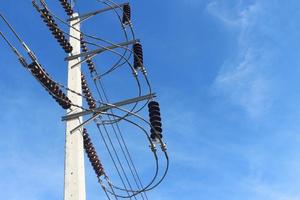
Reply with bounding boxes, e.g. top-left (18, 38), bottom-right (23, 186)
top-left (28, 61), bottom-right (72, 109)
top-left (0, 1), bottom-right (169, 199)
top-left (83, 128), bottom-right (106, 178)
top-left (58, 0), bottom-right (74, 16)
top-left (32, 1), bottom-right (73, 53)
